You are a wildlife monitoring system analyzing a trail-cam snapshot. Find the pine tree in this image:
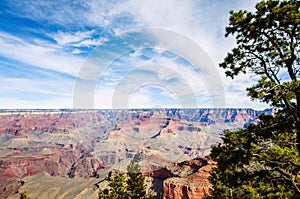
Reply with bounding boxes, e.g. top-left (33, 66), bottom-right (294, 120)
top-left (98, 160), bottom-right (151, 199)
top-left (126, 160), bottom-right (151, 199)
top-left (219, 0), bottom-right (300, 153)
top-left (207, 0), bottom-right (300, 197)
top-left (98, 172), bottom-right (127, 199)
top-left (206, 116), bottom-right (300, 198)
